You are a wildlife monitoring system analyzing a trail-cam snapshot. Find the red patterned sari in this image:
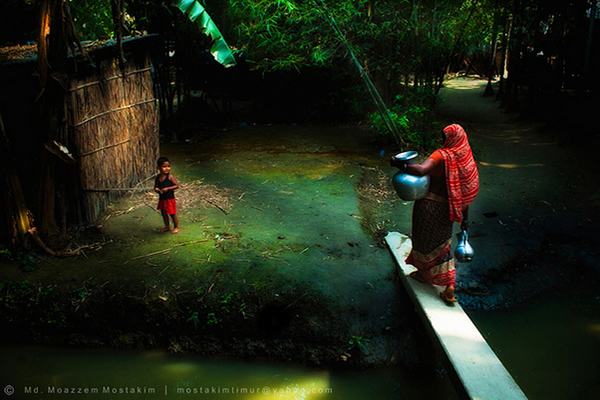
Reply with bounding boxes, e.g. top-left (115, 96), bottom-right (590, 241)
top-left (405, 124), bottom-right (479, 286)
